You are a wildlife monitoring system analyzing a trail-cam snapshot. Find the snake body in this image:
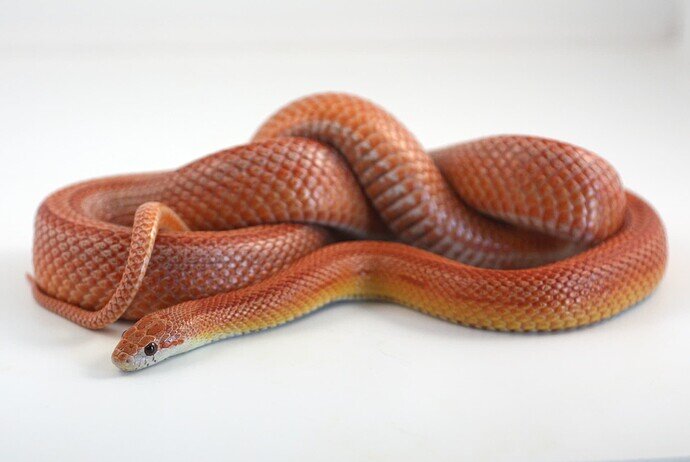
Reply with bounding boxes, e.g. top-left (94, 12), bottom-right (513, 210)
top-left (28, 93), bottom-right (667, 371)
